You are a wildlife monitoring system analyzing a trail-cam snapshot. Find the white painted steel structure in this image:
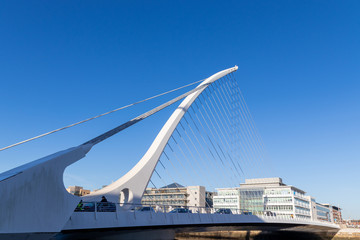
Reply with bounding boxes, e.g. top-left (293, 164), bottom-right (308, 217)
top-left (0, 144), bottom-right (93, 237)
top-left (0, 66), bottom-right (340, 239)
top-left (0, 66), bottom-right (239, 238)
top-left (63, 206), bottom-right (339, 232)
top-left (82, 66), bottom-right (239, 205)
